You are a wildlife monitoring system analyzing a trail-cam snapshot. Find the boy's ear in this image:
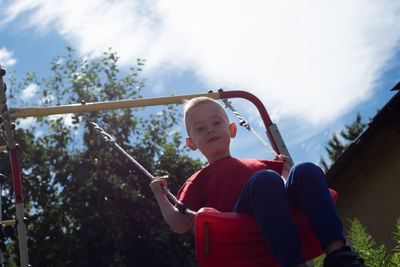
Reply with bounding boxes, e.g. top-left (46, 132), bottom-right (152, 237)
top-left (186, 137), bottom-right (197, 151)
top-left (230, 122), bottom-right (237, 138)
